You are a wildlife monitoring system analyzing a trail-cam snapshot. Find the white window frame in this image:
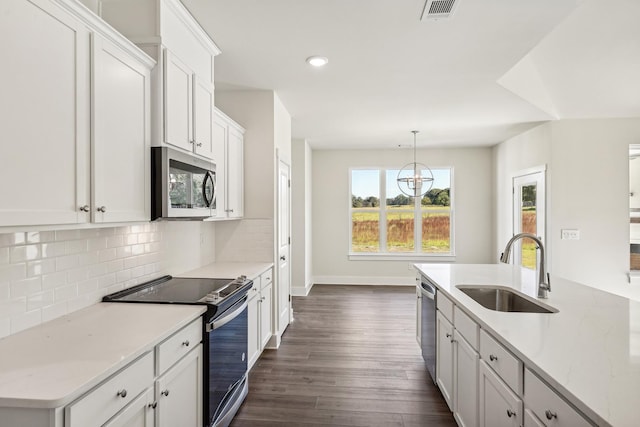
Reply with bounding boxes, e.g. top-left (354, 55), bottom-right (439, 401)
top-left (349, 167), bottom-right (456, 261)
